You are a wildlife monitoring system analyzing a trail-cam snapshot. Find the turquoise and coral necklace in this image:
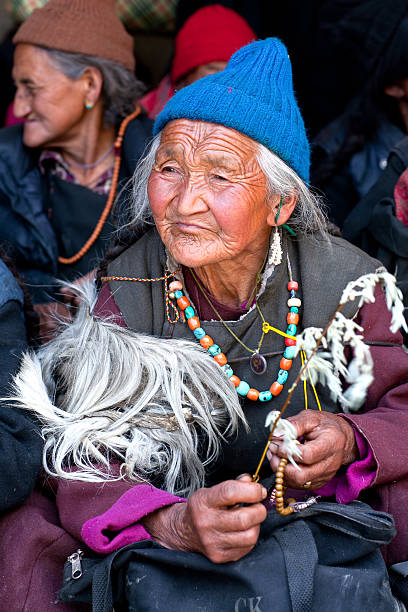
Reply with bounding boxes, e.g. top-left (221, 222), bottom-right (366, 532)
top-left (168, 254), bottom-right (301, 403)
